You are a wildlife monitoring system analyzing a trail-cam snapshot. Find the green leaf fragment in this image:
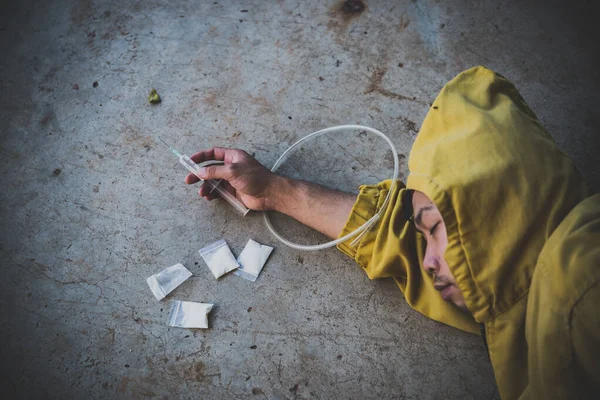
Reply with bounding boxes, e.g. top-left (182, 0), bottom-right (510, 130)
top-left (148, 88), bottom-right (161, 104)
